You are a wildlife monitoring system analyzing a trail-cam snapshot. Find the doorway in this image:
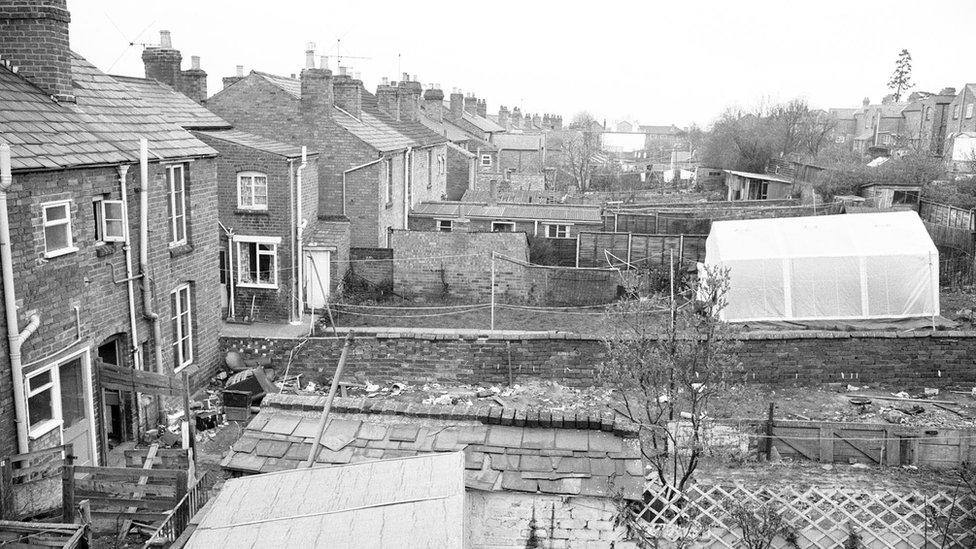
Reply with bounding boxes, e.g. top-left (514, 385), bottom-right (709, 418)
top-left (97, 336), bottom-right (133, 448)
top-left (304, 248), bottom-right (332, 310)
top-left (58, 352), bottom-right (96, 466)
